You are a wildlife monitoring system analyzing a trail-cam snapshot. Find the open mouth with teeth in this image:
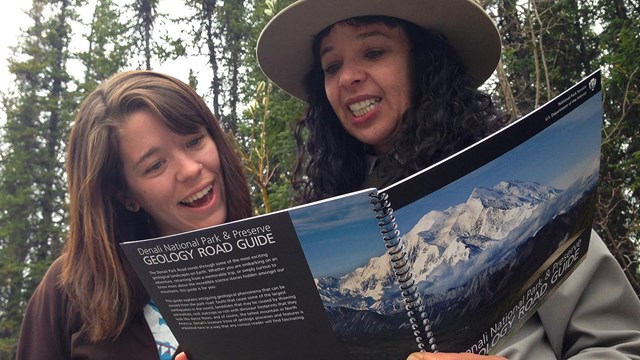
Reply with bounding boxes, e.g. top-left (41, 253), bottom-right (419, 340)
top-left (180, 184), bottom-right (213, 208)
top-left (349, 98), bottom-right (381, 117)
